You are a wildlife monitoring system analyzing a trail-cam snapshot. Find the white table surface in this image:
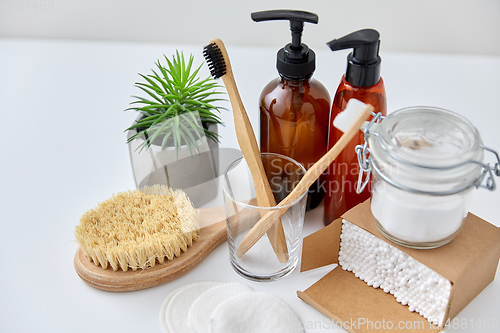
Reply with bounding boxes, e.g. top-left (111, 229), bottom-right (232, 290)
top-left (0, 38), bottom-right (499, 333)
